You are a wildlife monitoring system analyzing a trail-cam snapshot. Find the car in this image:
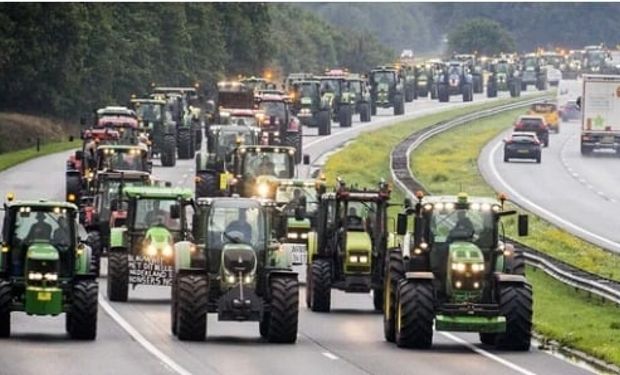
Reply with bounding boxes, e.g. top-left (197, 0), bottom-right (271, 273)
top-left (559, 100), bottom-right (580, 121)
top-left (504, 132), bottom-right (542, 163)
top-left (514, 115), bottom-right (549, 147)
